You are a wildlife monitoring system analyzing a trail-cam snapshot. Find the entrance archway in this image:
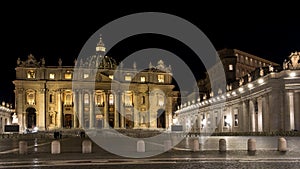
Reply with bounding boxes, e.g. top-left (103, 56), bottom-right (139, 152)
top-left (26, 107), bottom-right (36, 128)
top-left (125, 114), bottom-right (133, 129)
top-left (157, 109), bottom-right (166, 128)
top-left (64, 114), bottom-right (72, 128)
